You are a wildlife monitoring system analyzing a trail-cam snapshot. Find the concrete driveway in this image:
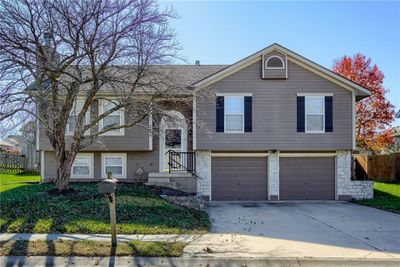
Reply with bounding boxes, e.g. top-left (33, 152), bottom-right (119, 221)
top-left (184, 202), bottom-right (400, 259)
